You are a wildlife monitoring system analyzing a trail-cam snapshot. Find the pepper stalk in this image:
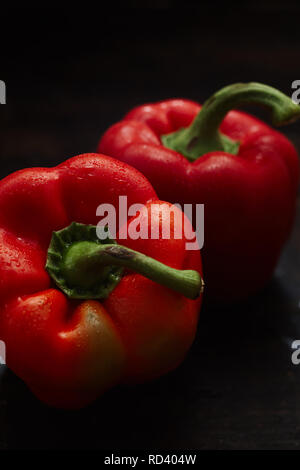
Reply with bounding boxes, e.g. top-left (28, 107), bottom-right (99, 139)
top-left (162, 82), bottom-right (300, 161)
top-left (46, 222), bottom-right (203, 300)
